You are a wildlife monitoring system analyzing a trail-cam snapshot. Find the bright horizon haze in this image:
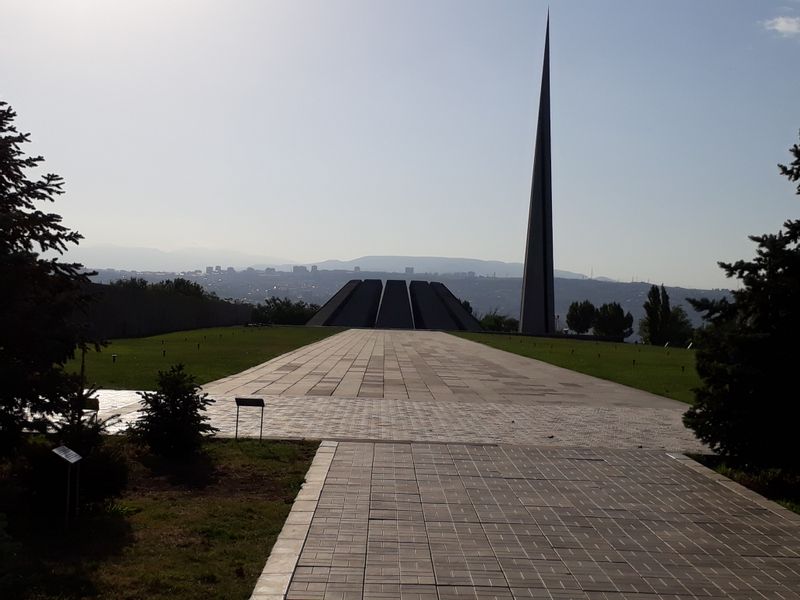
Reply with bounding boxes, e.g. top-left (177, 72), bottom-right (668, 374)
top-left (2, 0), bottom-right (799, 288)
